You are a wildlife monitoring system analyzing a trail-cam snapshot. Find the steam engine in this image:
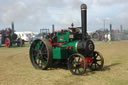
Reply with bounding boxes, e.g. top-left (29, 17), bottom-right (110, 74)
top-left (30, 4), bottom-right (104, 75)
top-left (0, 22), bottom-right (24, 48)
